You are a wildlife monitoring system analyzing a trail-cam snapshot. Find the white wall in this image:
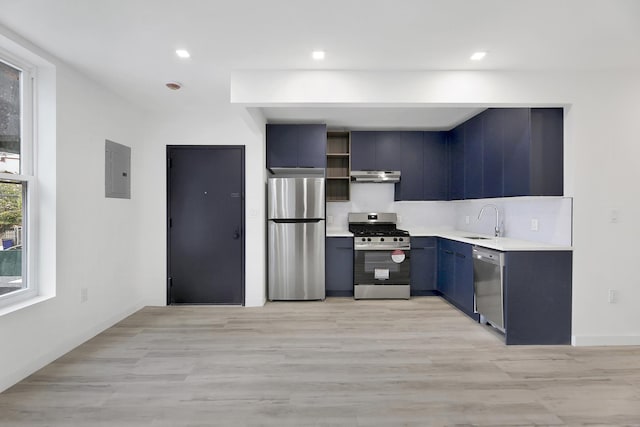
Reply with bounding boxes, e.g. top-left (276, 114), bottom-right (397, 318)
top-left (453, 197), bottom-right (572, 245)
top-left (0, 27), bottom-right (149, 392)
top-left (134, 104), bottom-right (267, 307)
top-left (327, 185), bottom-right (571, 246)
top-left (327, 183), bottom-right (455, 231)
top-left (232, 70), bottom-right (640, 345)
